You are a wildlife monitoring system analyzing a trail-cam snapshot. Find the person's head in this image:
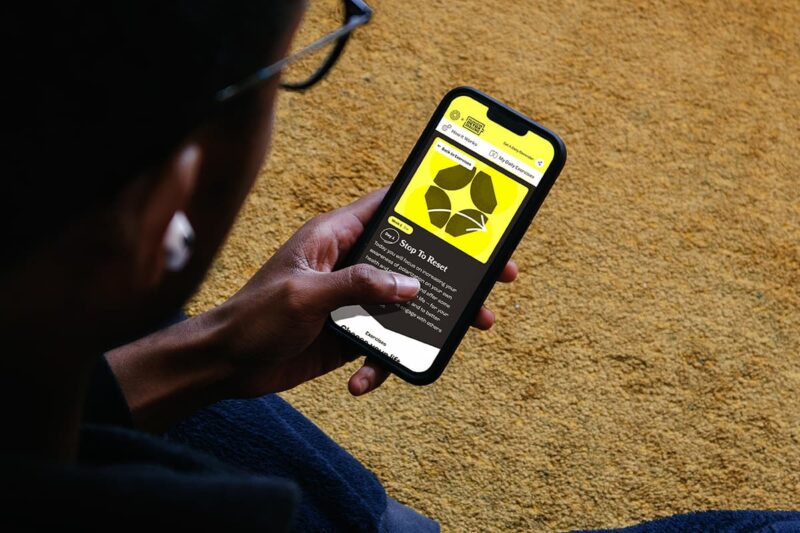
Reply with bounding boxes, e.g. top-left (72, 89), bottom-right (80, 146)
top-left (2, 1), bottom-right (305, 354)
